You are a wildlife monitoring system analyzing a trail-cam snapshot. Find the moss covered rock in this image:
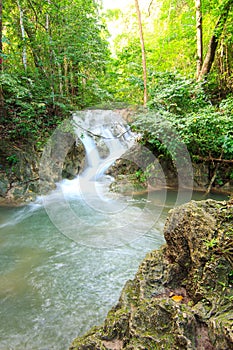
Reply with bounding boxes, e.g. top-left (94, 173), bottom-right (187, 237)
top-left (0, 127), bottom-right (85, 203)
top-left (69, 199), bottom-right (233, 350)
